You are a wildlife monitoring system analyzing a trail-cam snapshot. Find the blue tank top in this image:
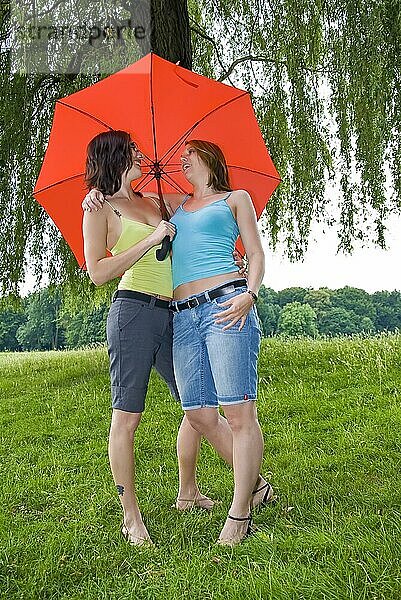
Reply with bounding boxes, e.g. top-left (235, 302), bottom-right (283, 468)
top-left (170, 193), bottom-right (240, 289)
